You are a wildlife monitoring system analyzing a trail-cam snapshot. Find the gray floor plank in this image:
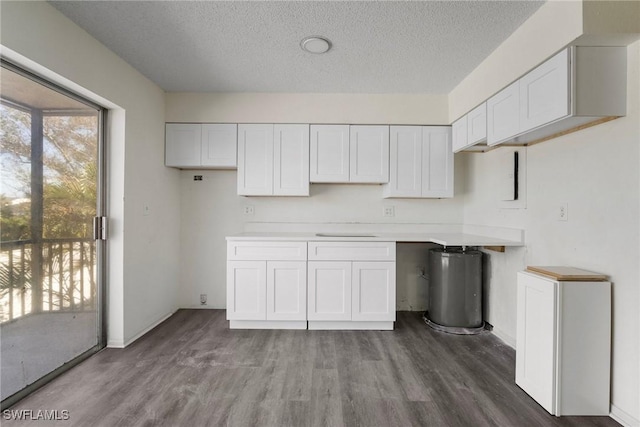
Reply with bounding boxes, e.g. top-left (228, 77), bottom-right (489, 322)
top-left (3, 310), bottom-right (618, 427)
